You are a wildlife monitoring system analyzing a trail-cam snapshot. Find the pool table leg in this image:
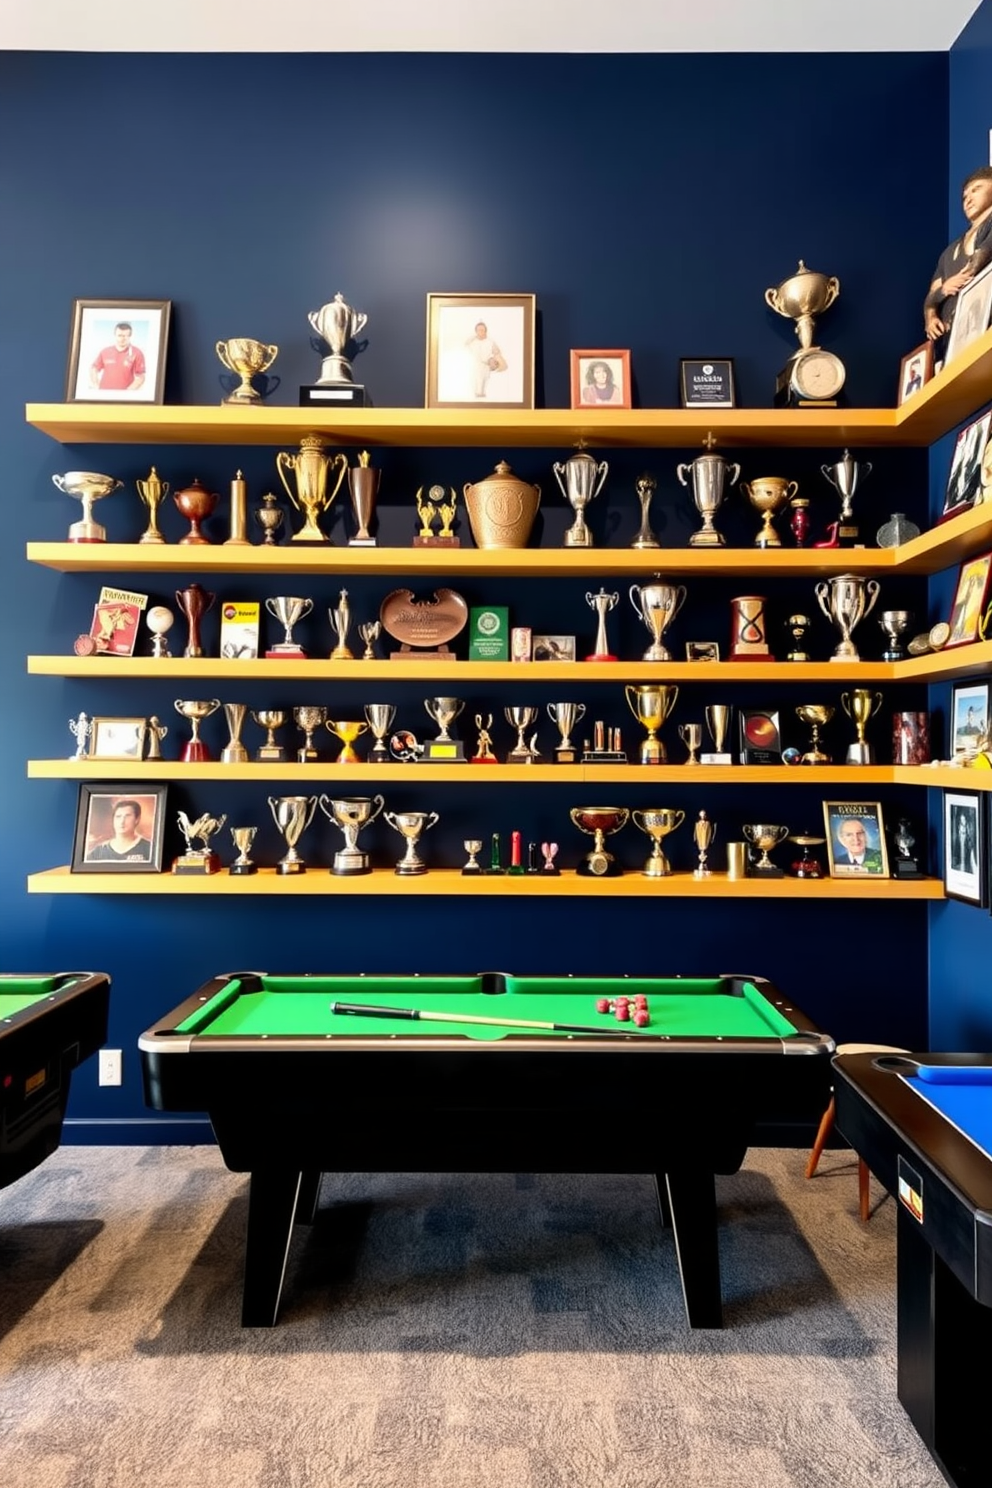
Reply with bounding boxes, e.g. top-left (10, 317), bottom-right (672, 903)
top-left (658, 1170), bottom-right (723, 1329)
top-left (241, 1170), bottom-right (306, 1326)
top-left (296, 1170), bottom-right (323, 1225)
